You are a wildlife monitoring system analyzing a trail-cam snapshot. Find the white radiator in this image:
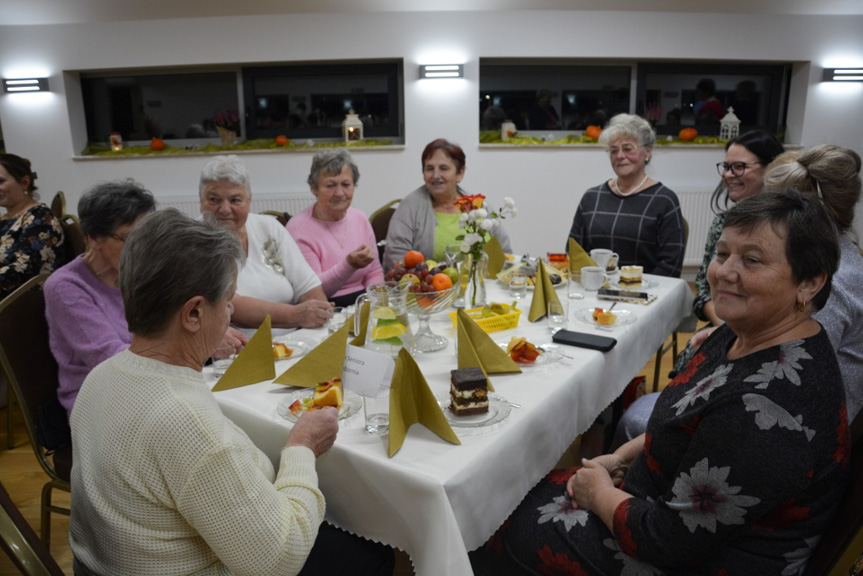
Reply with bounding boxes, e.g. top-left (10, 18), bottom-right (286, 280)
top-left (676, 188), bottom-right (714, 268)
top-left (159, 193), bottom-right (316, 220)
